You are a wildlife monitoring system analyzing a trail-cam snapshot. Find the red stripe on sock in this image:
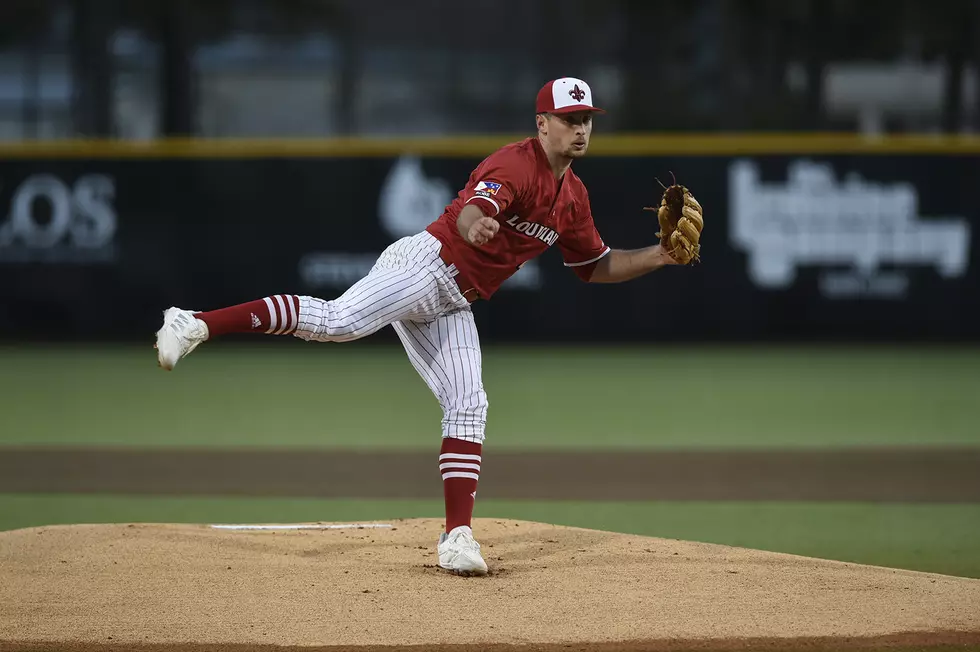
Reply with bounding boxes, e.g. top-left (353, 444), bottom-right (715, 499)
top-left (272, 295), bottom-right (286, 334)
top-left (271, 295), bottom-right (299, 334)
top-left (276, 295), bottom-right (288, 333)
top-left (286, 295), bottom-right (300, 333)
top-left (439, 456), bottom-right (480, 468)
top-left (278, 294), bottom-right (296, 333)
